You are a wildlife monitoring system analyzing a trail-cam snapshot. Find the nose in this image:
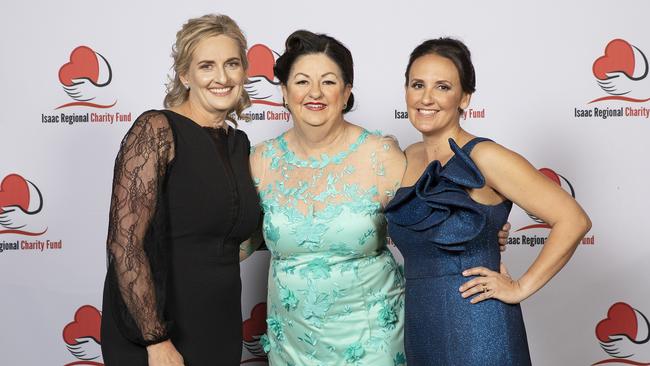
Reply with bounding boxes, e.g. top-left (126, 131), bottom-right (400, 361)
top-left (308, 83), bottom-right (323, 99)
top-left (214, 66), bottom-right (229, 84)
top-left (421, 87), bottom-right (434, 105)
